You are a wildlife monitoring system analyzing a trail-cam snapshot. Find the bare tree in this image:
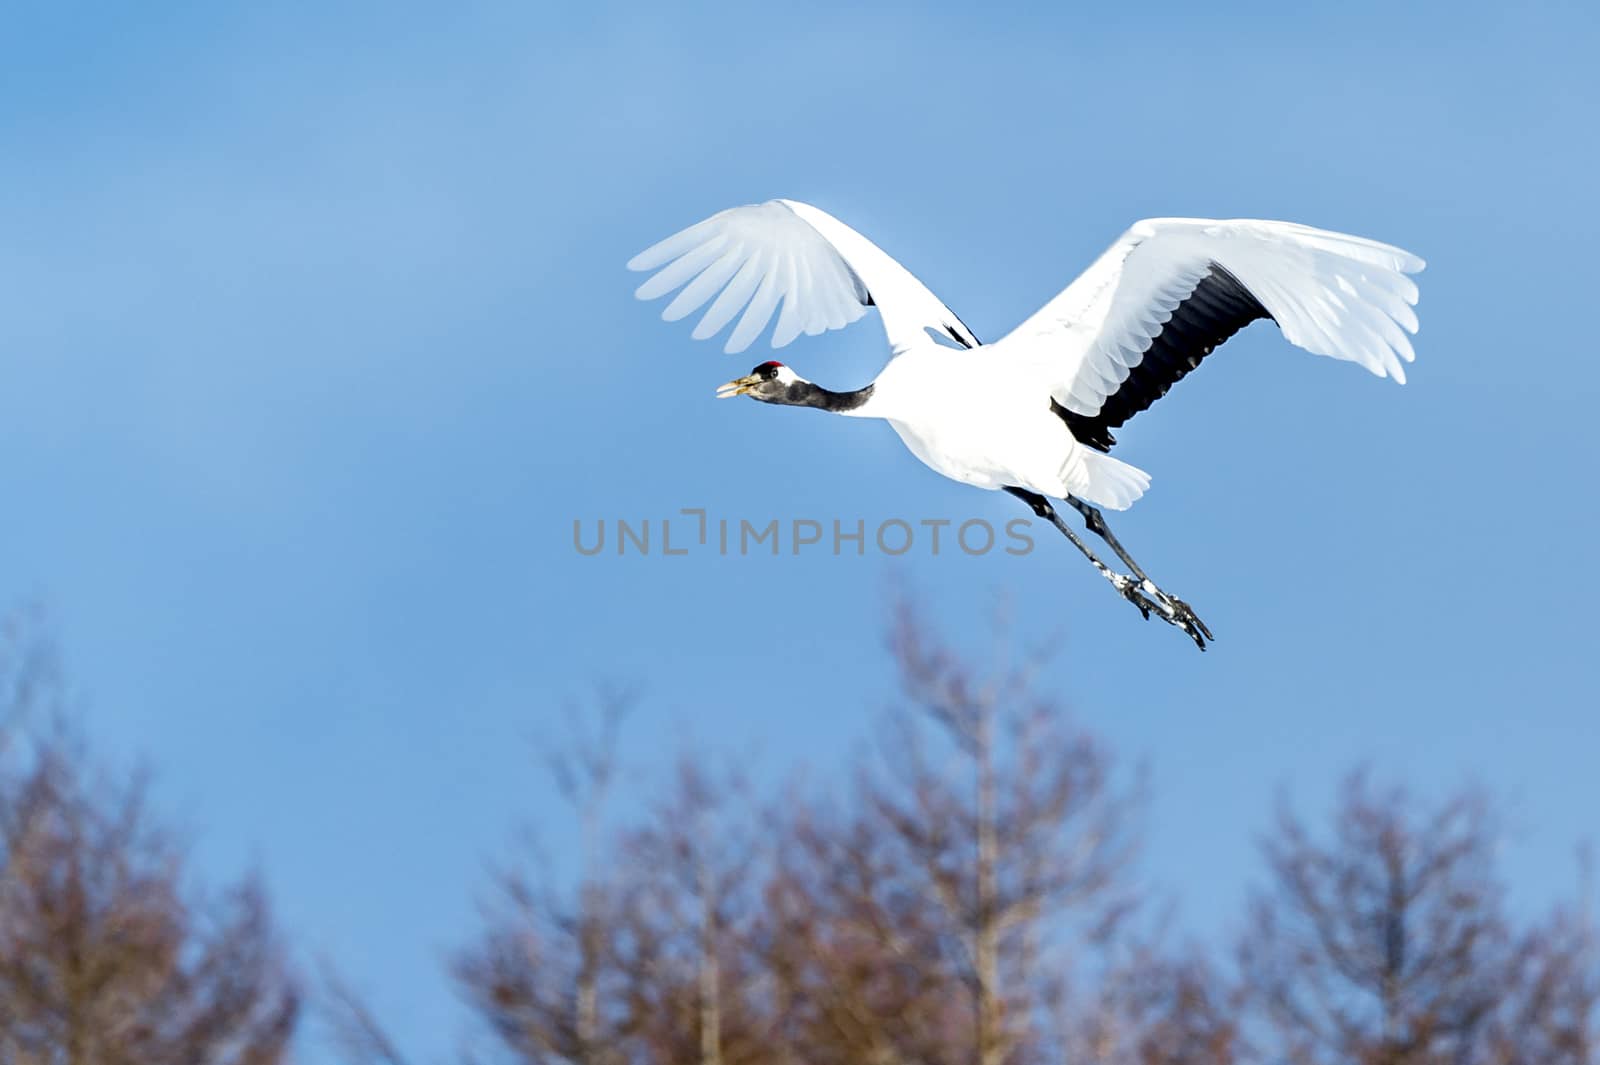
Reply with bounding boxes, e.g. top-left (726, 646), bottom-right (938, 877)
top-left (758, 603), bottom-right (1143, 1065)
top-left (443, 609), bottom-right (1172, 1065)
top-left (321, 962), bottom-right (417, 1065)
top-left (1477, 897), bottom-right (1597, 1065)
top-left (760, 784), bottom-right (968, 1065)
top-left (1073, 936), bottom-right (1240, 1065)
top-left (616, 758), bottom-right (776, 1065)
top-left (1239, 770), bottom-right (1599, 1065)
top-left (453, 689), bottom-right (641, 1065)
top-left (0, 622), bottom-right (298, 1065)
top-left (432, 613), bottom-right (1598, 1065)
